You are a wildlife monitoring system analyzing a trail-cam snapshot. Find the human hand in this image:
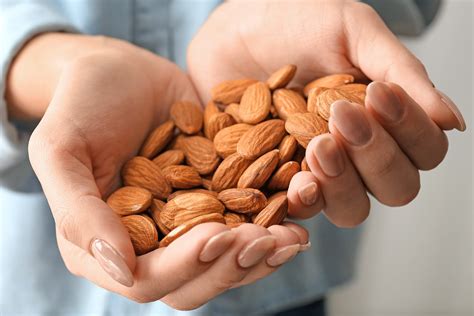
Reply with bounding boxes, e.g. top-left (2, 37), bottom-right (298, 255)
top-left (187, 0), bottom-right (466, 227)
top-left (8, 34), bottom-right (308, 309)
